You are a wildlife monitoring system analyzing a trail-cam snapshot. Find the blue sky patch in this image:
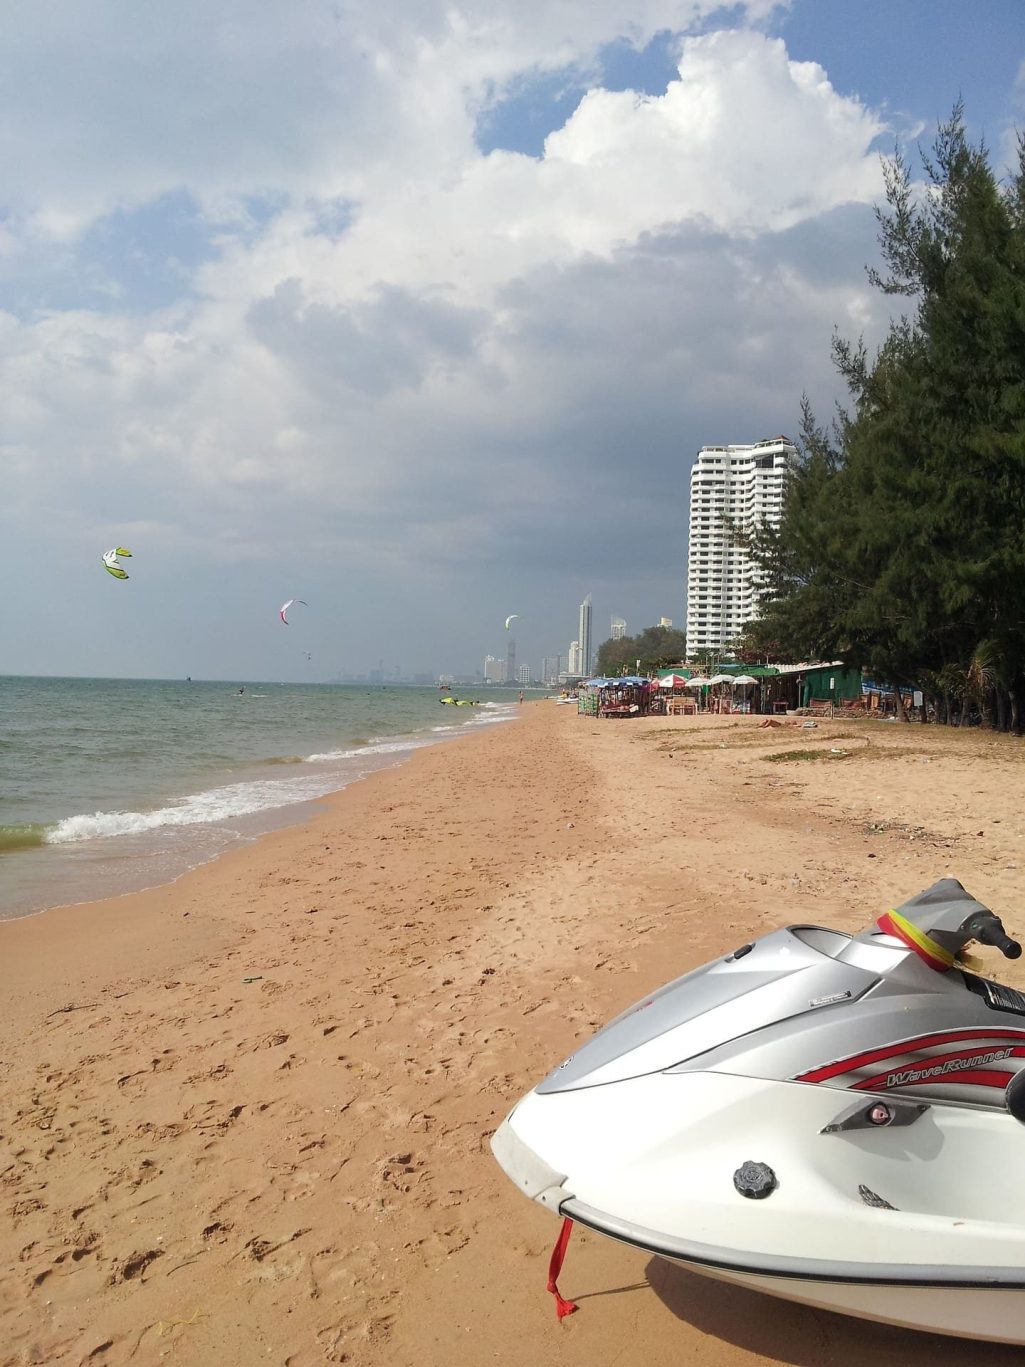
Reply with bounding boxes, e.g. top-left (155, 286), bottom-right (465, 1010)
top-left (476, 30), bottom-right (683, 158)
